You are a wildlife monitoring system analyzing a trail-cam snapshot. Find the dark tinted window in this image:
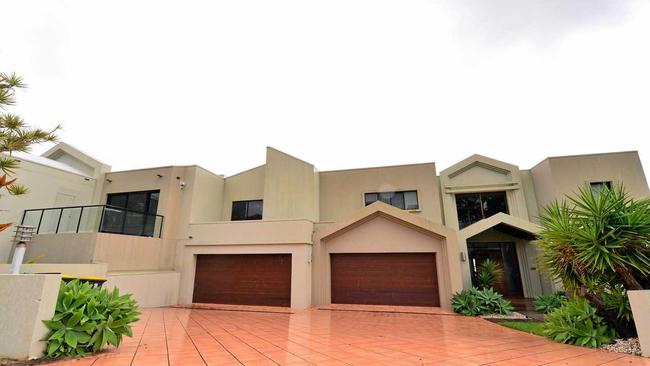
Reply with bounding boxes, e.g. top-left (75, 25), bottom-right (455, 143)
top-left (107, 190), bottom-right (160, 214)
top-left (104, 190), bottom-right (160, 236)
top-left (455, 191), bottom-right (508, 229)
top-left (590, 181), bottom-right (612, 194)
top-left (231, 200), bottom-right (264, 221)
top-left (364, 190), bottom-right (419, 210)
